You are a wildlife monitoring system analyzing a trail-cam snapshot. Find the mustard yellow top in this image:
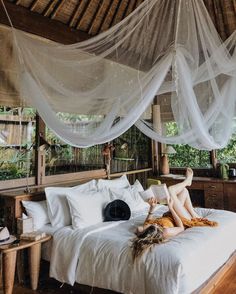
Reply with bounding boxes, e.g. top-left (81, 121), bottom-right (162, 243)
top-left (144, 211), bottom-right (218, 229)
